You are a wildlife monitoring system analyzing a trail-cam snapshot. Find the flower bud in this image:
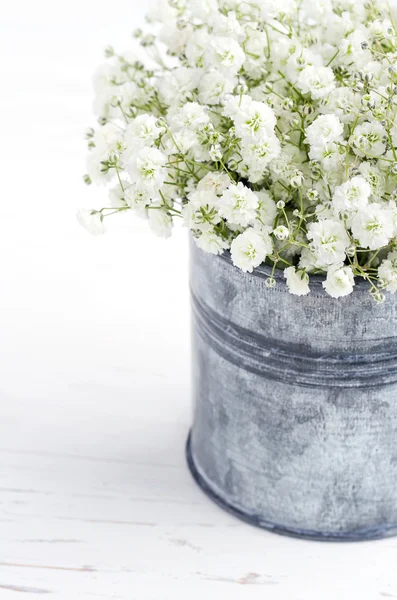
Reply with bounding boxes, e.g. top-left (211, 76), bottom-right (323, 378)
top-left (126, 106), bottom-right (138, 119)
top-left (353, 81), bottom-right (364, 92)
top-left (370, 289), bottom-right (385, 304)
top-left (209, 145), bottom-right (223, 161)
top-left (290, 171), bottom-right (304, 188)
top-left (307, 188), bottom-right (319, 201)
top-left (265, 277), bottom-right (276, 289)
top-left (273, 225), bottom-right (290, 241)
top-left (236, 83), bottom-right (248, 95)
top-left (283, 98), bottom-right (294, 110)
top-left (110, 95), bottom-right (123, 108)
top-left (302, 104), bottom-right (314, 116)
